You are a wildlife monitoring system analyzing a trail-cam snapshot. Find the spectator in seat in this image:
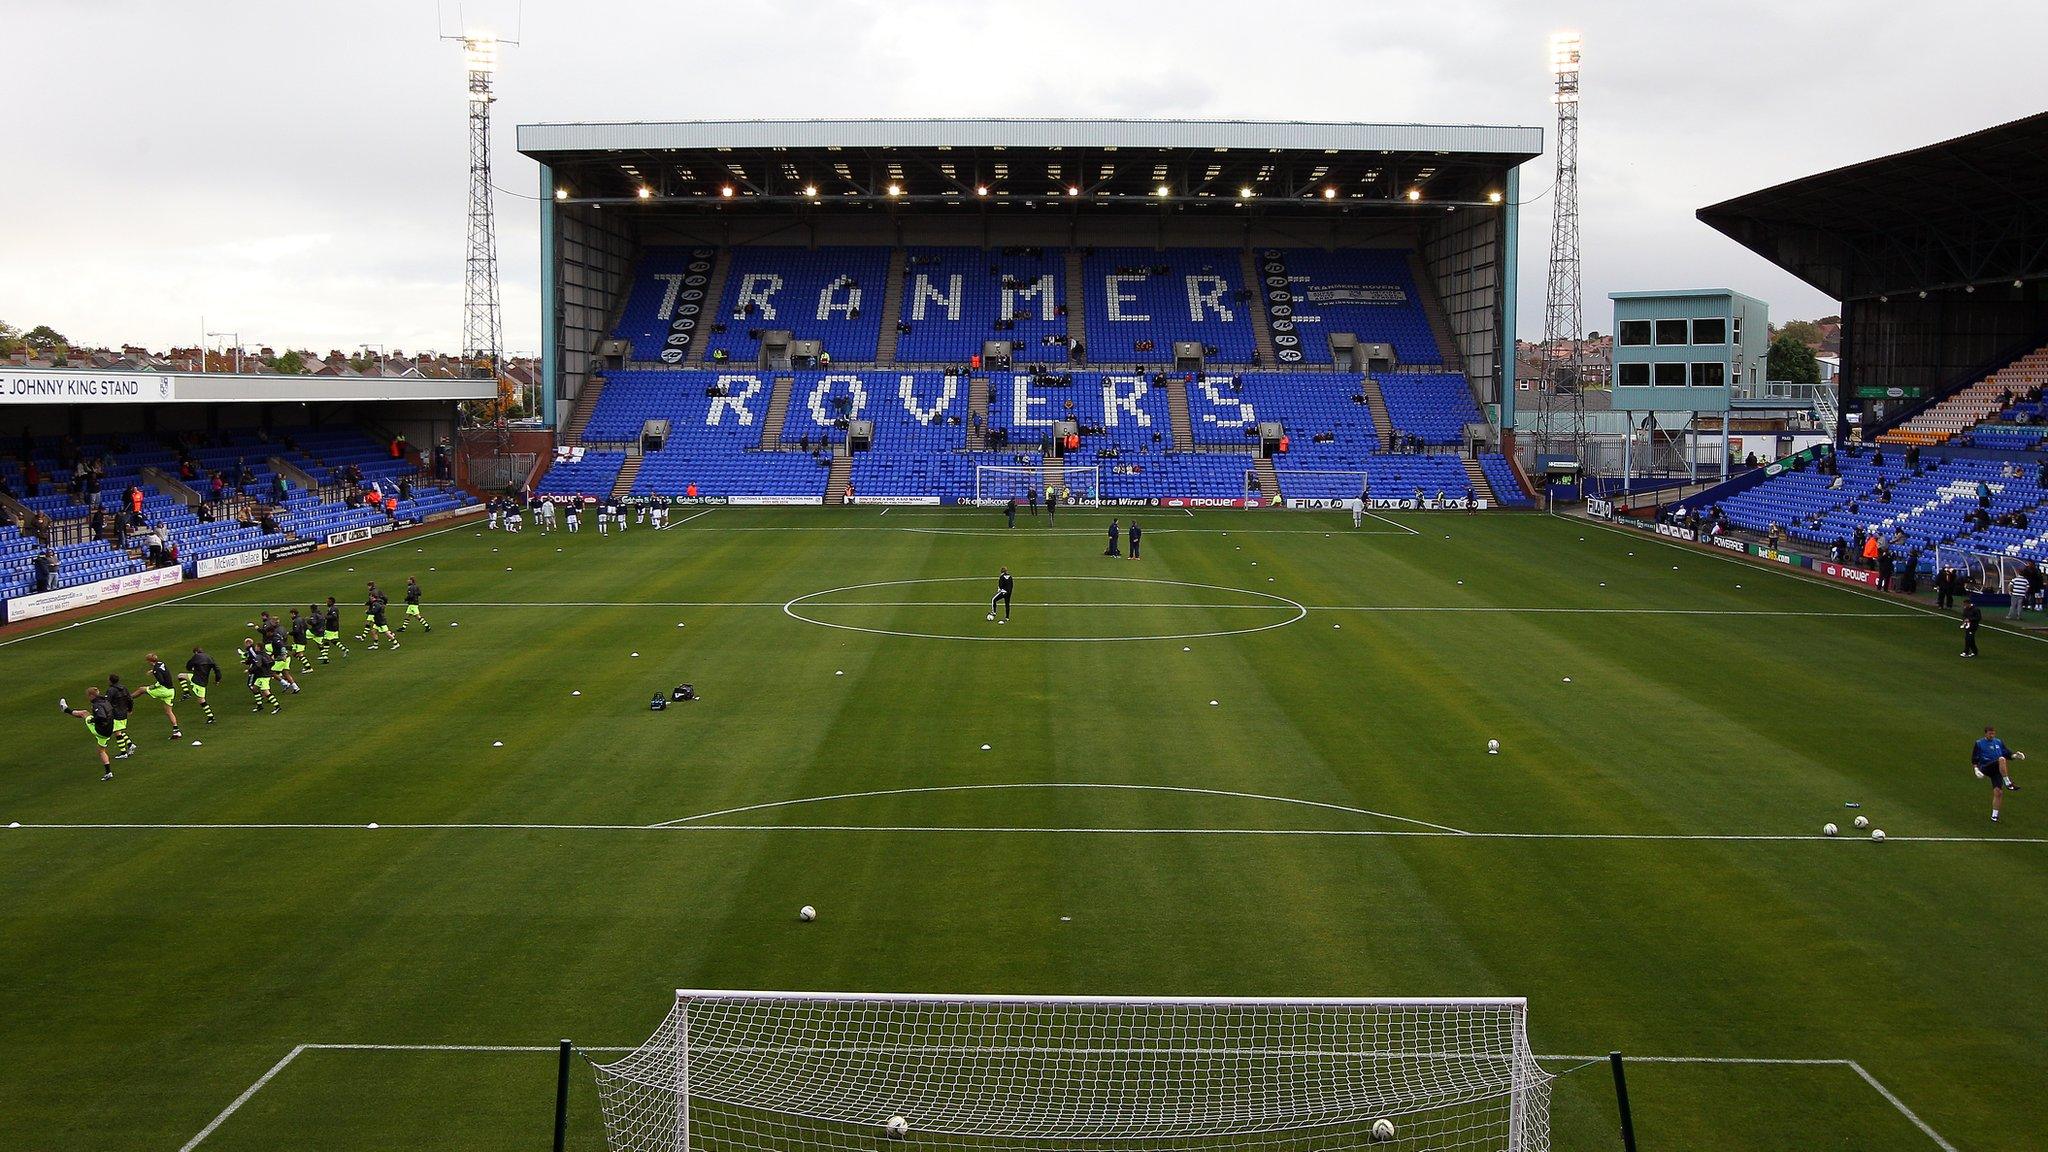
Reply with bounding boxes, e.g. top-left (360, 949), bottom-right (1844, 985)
top-left (34, 548), bottom-right (55, 593)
